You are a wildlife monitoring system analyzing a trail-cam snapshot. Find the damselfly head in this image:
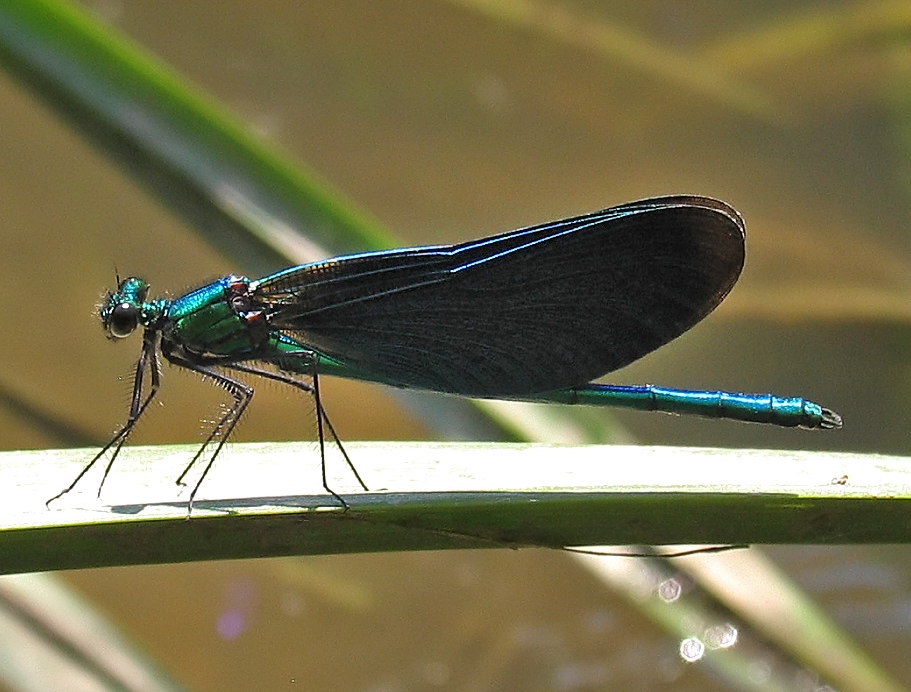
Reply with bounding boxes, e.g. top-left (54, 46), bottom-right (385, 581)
top-left (99, 277), bottom-right (150, 340)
